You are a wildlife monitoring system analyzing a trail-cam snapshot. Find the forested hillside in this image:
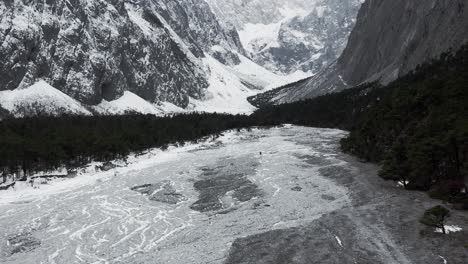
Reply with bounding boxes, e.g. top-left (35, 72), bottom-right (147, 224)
top-left (253, 44), bottom-right (468, 206)
top-left (341, 45), bottom-right (468, 206)
top-left (250, 82), bottom-right (384, 130)
top-left (1, 44), bottom-right (467, 208)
